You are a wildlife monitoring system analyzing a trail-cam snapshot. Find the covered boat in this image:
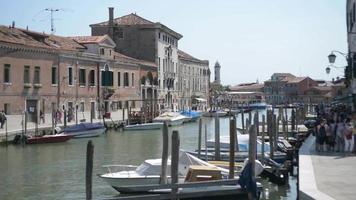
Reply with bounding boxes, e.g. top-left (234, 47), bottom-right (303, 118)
top-left (202, 110), bottom-right (227, 117)
top-left (99, 151), bottom-right (231, 193)
top-left (180, 110), bottom-right (201, 122)
top-left (63, 122), bottom-right (105, 138)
